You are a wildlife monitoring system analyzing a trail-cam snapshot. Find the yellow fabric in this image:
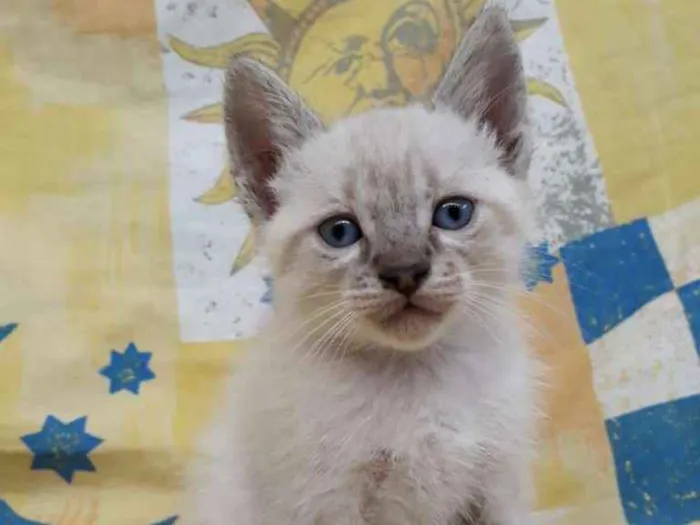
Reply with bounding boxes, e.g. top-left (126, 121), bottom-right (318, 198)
top-left (557, 0), bottom-right (700, 222)
top-left (0, 1), bottom-right (698, 524)
top-left (0, 1), bottom-right (196, 520)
